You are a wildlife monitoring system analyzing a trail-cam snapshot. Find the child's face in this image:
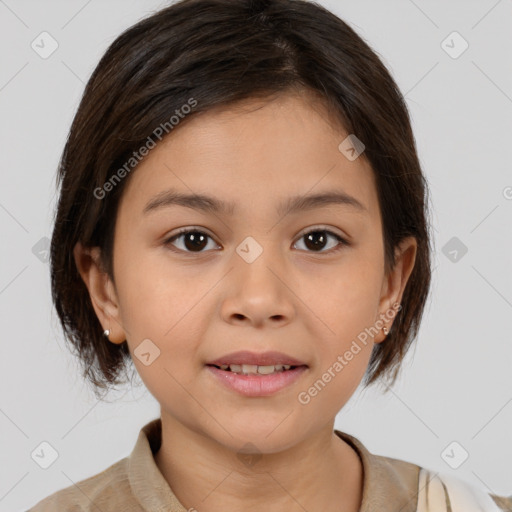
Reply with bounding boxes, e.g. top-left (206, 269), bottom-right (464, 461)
top-left (80, 91), bottom-right (416, 451)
